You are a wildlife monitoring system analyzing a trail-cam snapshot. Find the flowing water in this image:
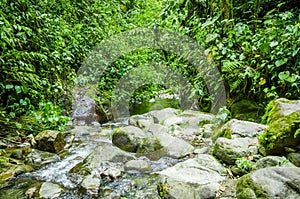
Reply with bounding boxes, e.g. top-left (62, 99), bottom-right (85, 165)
top-left (0, 118), bottom-right (184, 199)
